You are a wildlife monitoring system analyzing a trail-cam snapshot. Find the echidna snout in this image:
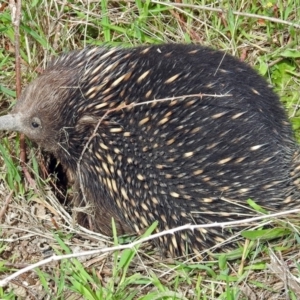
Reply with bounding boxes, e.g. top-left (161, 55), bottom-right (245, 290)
top-left (0, 44), bottom-right (299, 257)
